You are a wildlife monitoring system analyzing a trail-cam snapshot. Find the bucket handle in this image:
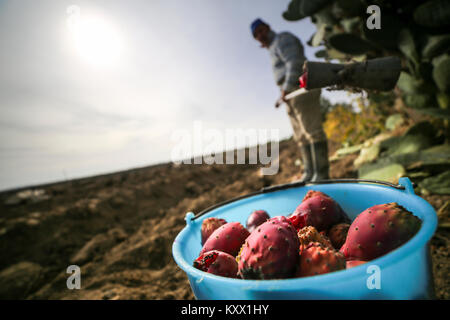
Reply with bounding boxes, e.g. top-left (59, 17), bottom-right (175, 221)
top-left (190, 178), bottom-right (416, 221)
